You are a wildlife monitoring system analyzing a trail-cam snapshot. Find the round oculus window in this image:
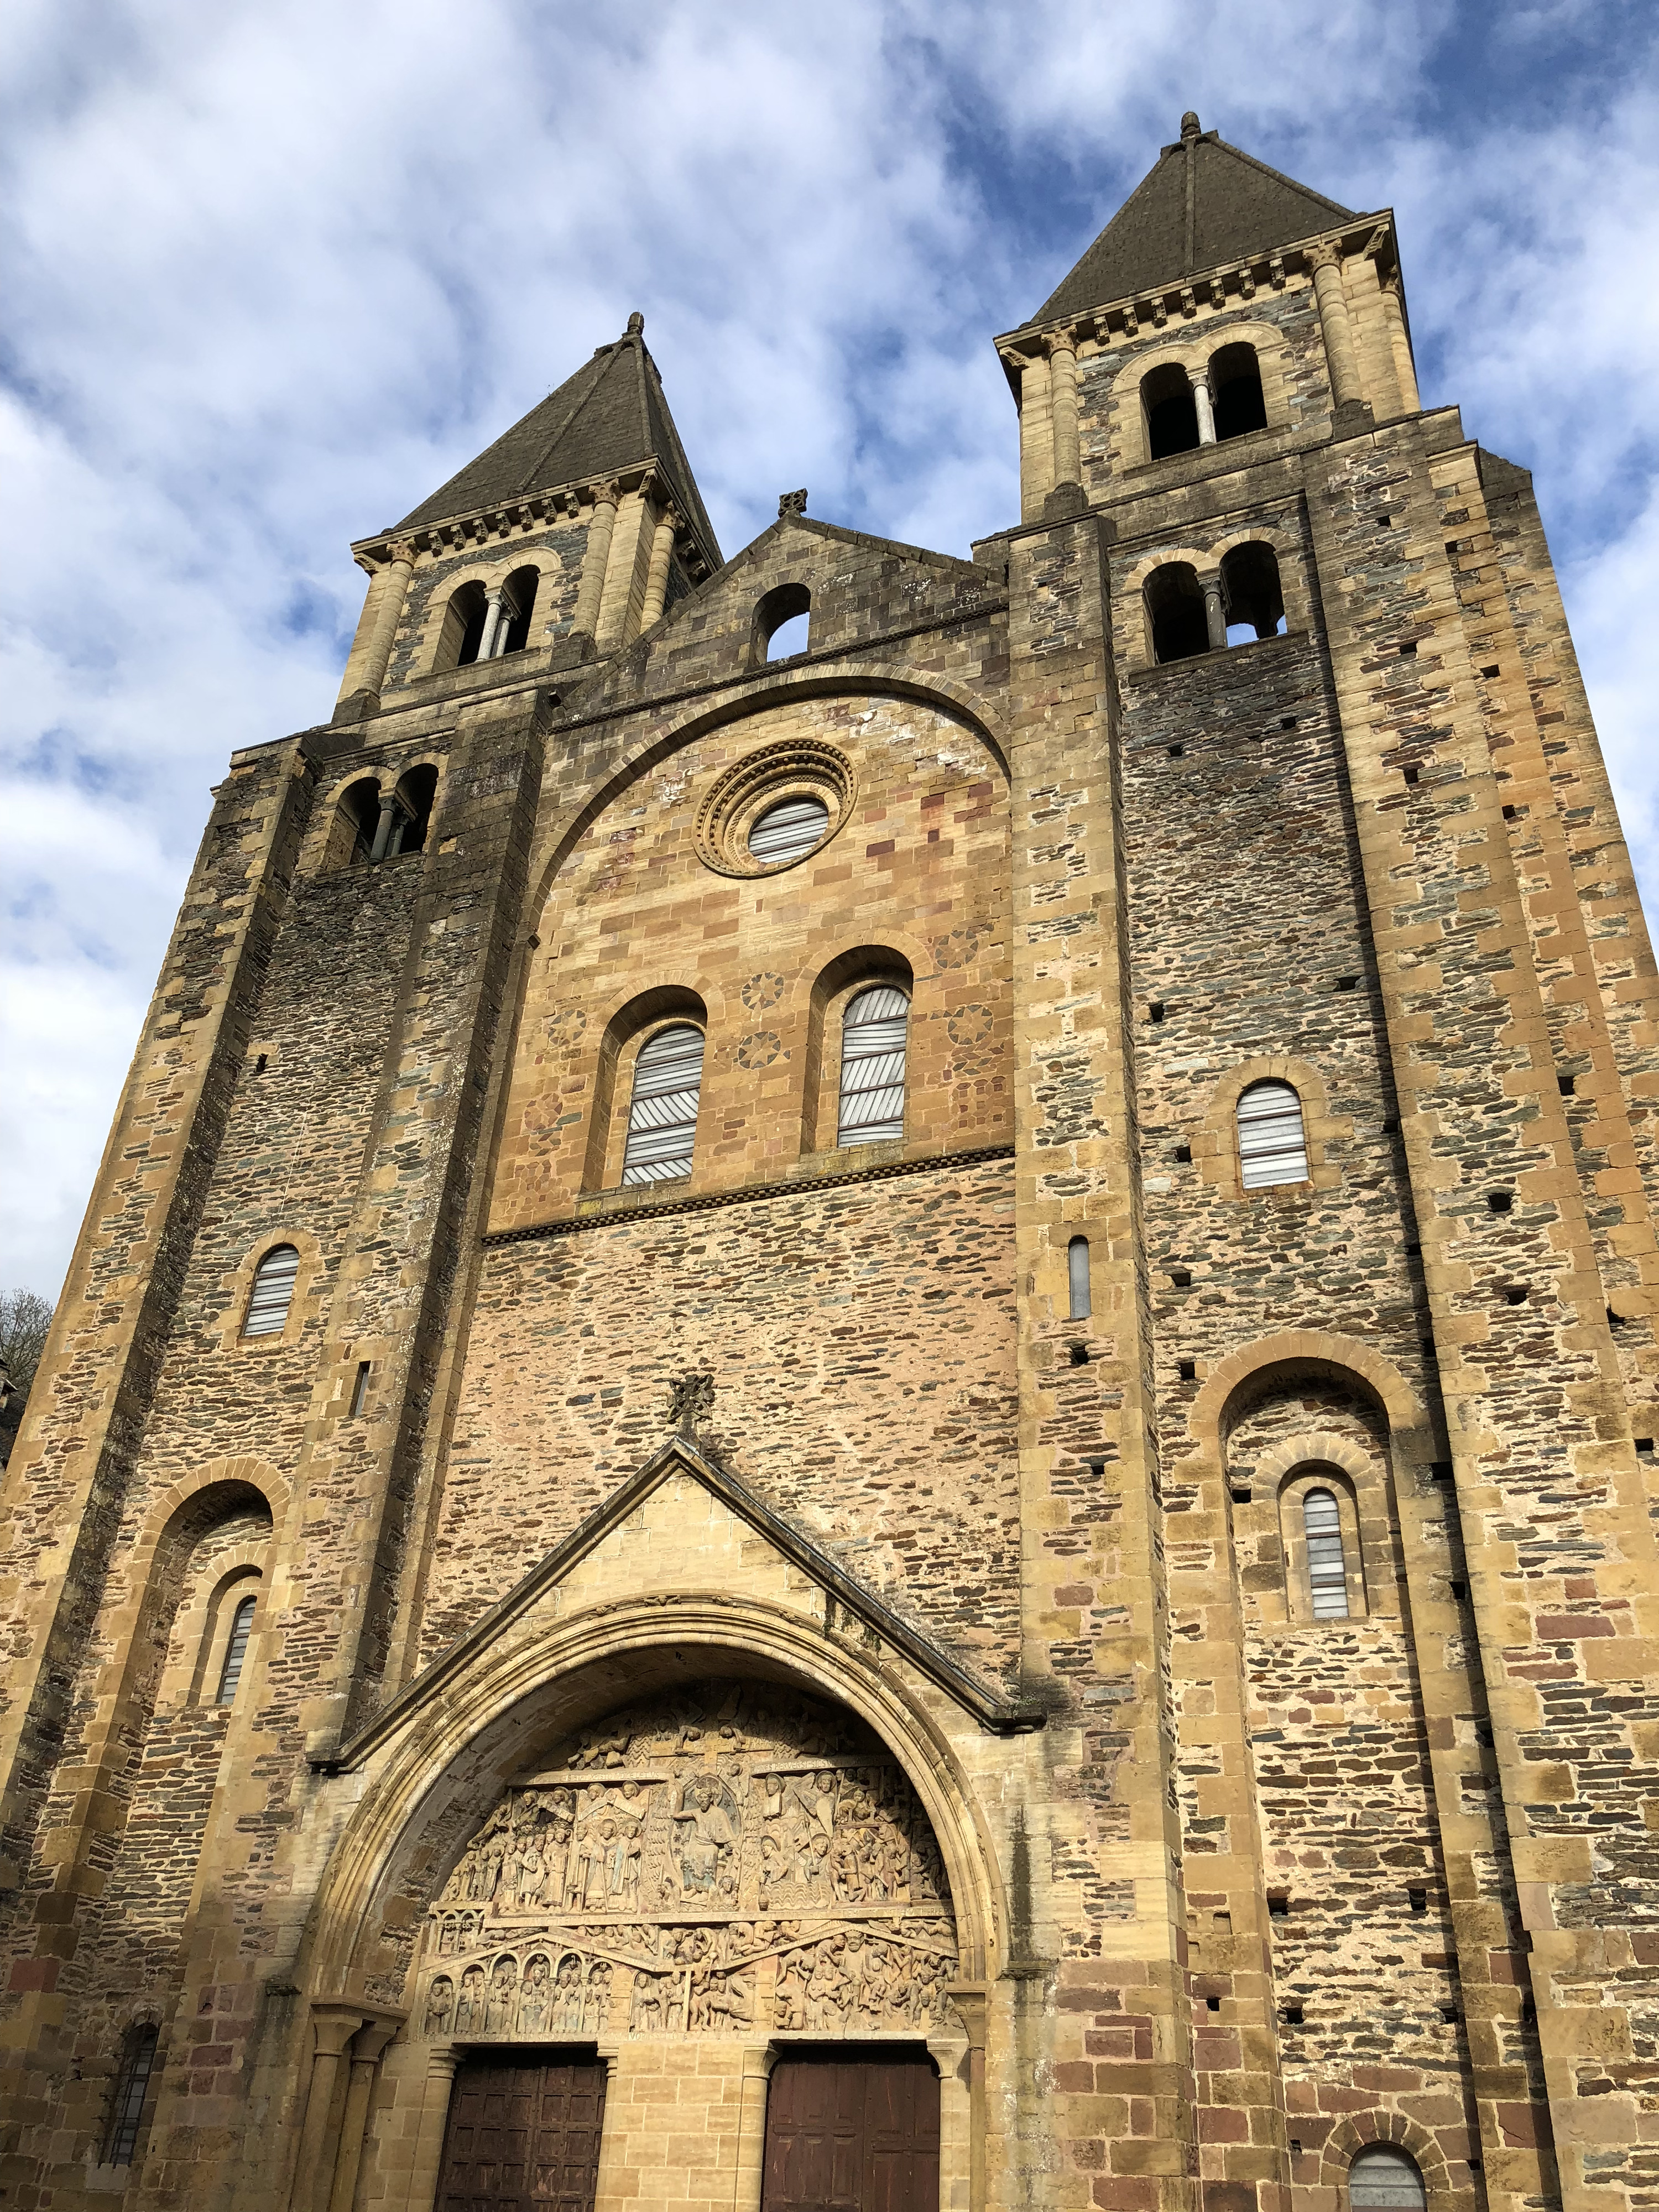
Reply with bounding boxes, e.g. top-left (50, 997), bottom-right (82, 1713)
top-left (747, 794), bottom-right (830, 867)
